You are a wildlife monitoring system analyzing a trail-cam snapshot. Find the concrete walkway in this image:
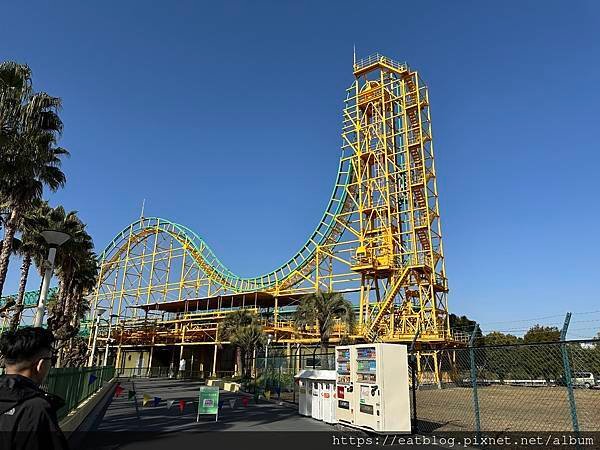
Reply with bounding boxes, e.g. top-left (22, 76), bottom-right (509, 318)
top-left (80, 378), bottom-right (336, 449)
